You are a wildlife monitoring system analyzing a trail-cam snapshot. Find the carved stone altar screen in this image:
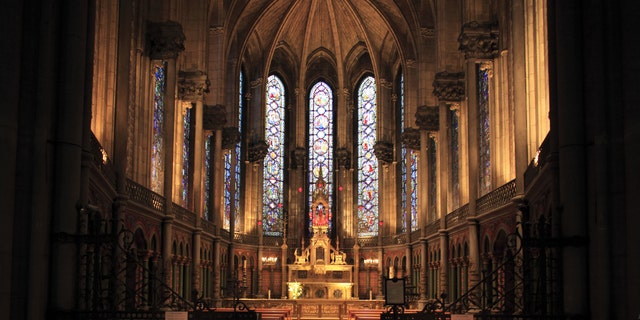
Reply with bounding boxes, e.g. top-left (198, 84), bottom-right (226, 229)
top-left (287, 176), bottom-right (354, 299)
